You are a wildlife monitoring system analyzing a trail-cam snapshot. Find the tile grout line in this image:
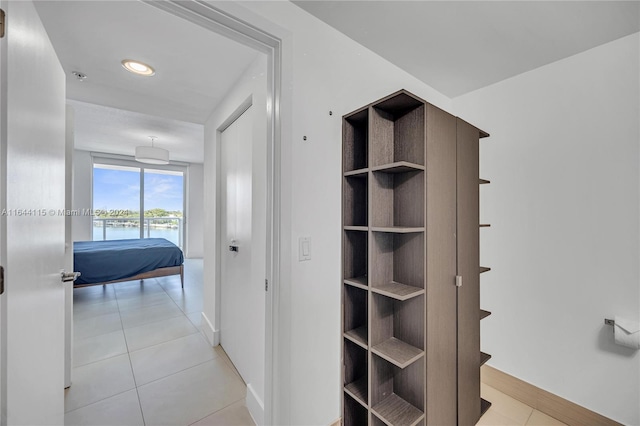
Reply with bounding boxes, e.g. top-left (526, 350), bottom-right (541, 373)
top-left (64, 388), bottom-right (137, 416)
top-left (187, 395), bottom-right (249, 426)
top-left (114, 280), bottom-right (148, 426)
top-left (133, 353), bottom-right (222, 389)
top-left (524, 408), bottom-right (534, 425)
